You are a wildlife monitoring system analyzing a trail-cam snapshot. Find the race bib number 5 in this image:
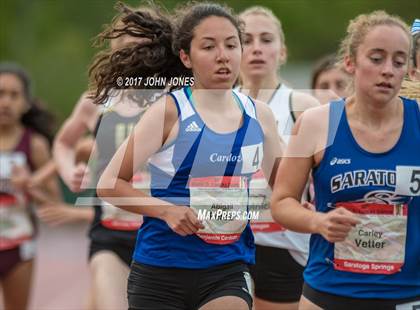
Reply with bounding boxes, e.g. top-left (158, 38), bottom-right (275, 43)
top-left (396, 166), bottom-right (420, 196)
top-left (189, 176), bottom-right (249, 245)
top-left (334, 201), bottom-right (408, 275)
